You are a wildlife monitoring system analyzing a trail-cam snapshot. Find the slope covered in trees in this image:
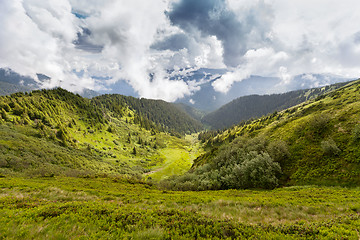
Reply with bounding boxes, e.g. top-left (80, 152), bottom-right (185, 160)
top-left (163, 79), bottom-right (360, 190)
top-left (0, 88), bottom-right (199, 178)
top-left (92, 94), bottom-right (203, 135)
top-left (202, 81), bottom-right (351, 129)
